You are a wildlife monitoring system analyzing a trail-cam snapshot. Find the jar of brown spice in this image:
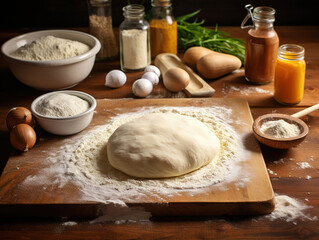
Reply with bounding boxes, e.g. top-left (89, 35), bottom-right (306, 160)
top-left (88, 0), bottom-right (118, 60)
